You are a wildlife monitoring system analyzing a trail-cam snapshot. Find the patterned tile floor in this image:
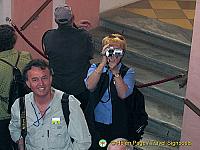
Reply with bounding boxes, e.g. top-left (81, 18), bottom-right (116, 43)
top-left (123, 0), bottom-right (196, 30)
